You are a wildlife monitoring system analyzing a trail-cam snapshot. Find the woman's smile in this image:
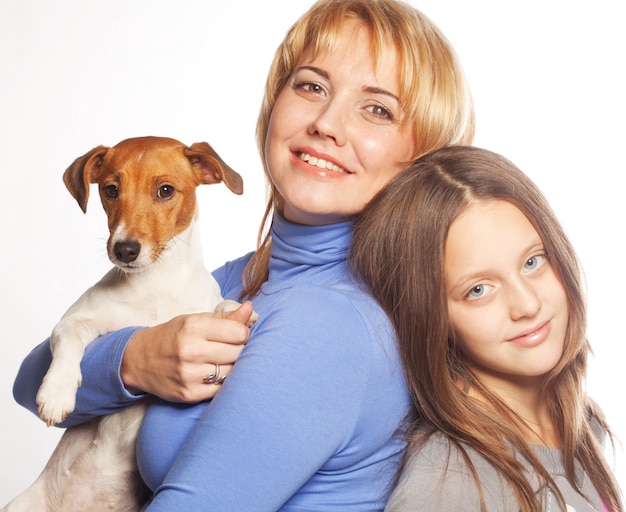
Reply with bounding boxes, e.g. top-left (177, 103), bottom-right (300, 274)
top-left (297, 150), bottom-right (350, 175)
